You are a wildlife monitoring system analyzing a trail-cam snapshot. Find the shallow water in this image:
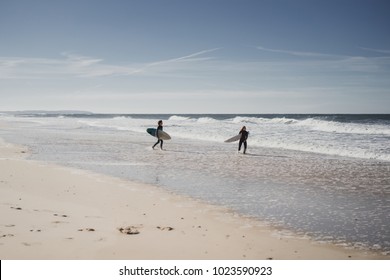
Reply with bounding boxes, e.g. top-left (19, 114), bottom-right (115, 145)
top-left (1, 114), bottom-right (389, 254)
